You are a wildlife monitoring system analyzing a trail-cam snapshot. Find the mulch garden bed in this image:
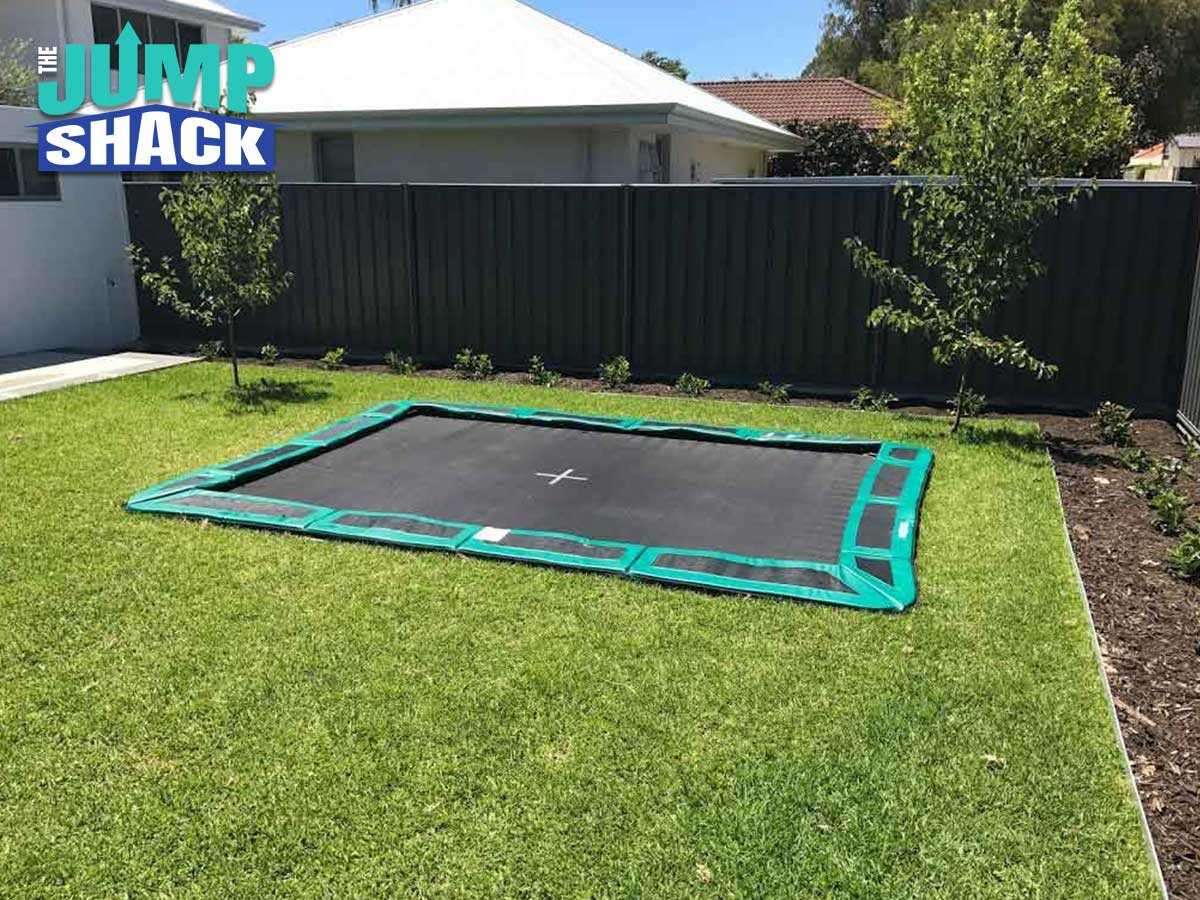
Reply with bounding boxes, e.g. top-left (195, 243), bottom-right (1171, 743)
top-left (1032, 413), bottom-right (1199, 899)
top-left (233, 354), bottom-right (1200, 896)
